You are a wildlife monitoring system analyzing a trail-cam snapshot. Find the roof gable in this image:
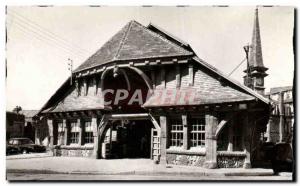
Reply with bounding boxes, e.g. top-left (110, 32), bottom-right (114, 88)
top-left (75, 20), bottom-right (193, 73)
